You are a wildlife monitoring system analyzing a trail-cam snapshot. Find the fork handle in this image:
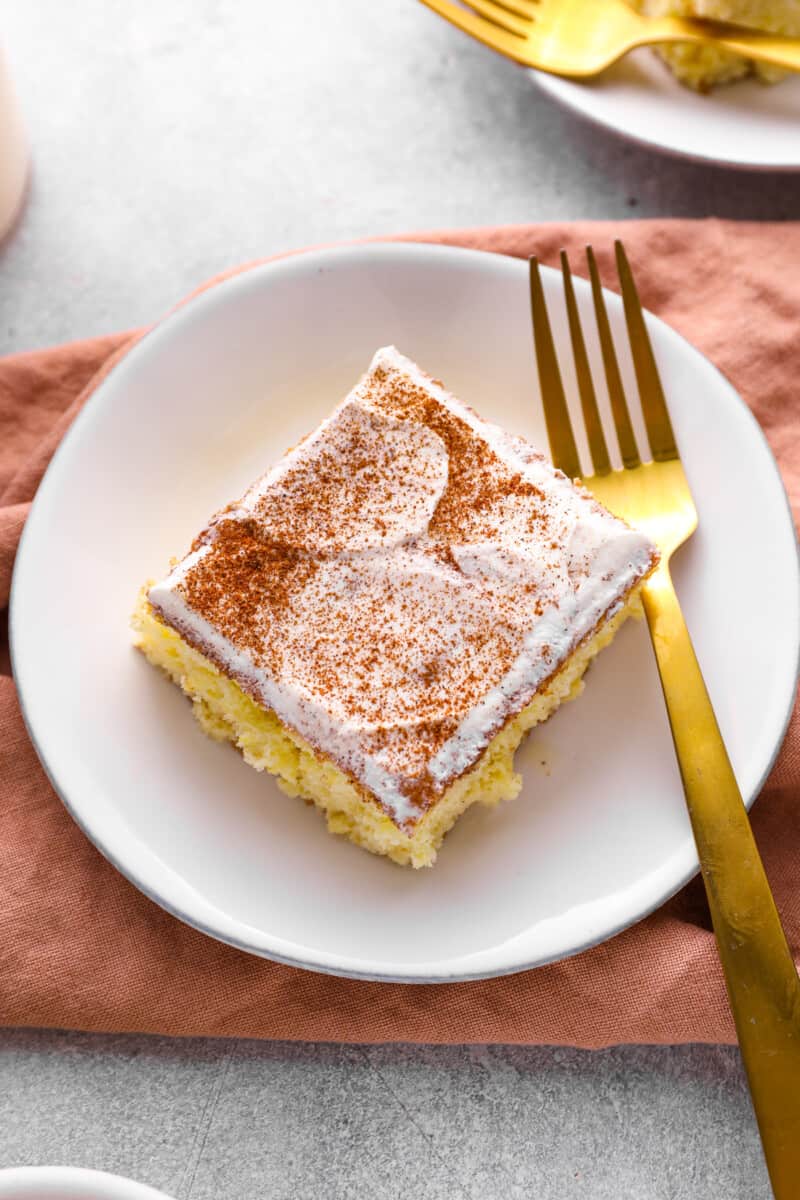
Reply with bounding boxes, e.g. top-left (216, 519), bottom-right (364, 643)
top-left (638, 17), bottom-right (800, 73)
top-left (642, 561), bottom-right (800, 1198)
